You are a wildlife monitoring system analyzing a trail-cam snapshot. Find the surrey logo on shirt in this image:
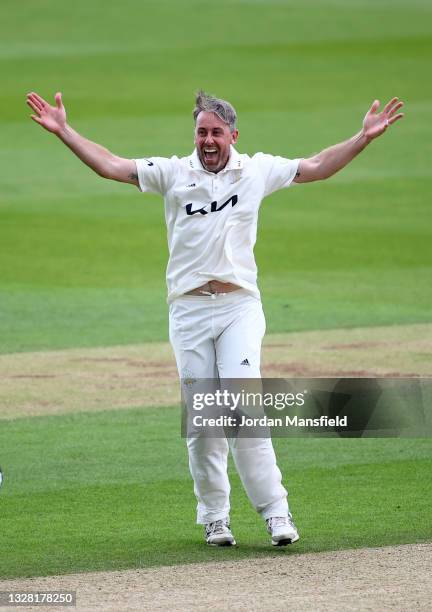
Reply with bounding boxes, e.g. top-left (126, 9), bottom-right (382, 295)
top-left (186, 195), bottom-right (238, 216)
